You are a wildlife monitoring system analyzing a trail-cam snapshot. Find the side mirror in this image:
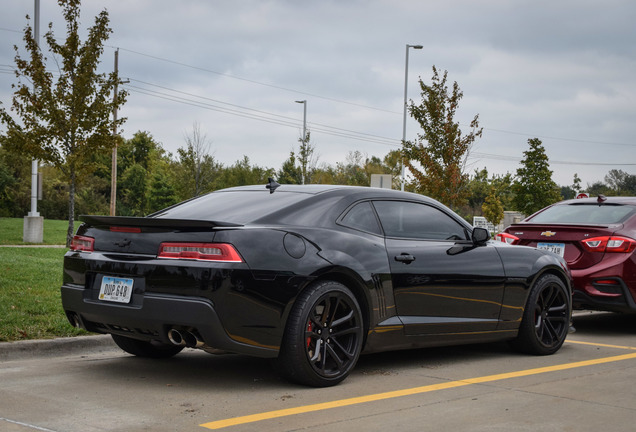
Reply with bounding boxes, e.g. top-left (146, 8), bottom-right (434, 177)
top-left (472, 227), bottom-right (490, 245)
